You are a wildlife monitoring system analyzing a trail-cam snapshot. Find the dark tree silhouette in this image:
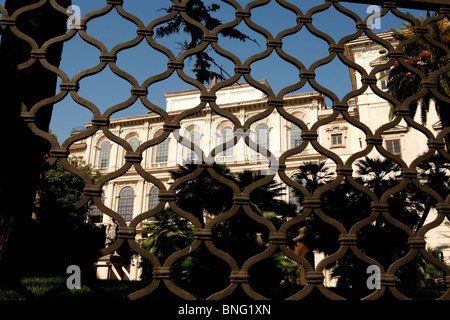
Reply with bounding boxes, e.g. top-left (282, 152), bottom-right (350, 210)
top-left (0, 0), bottom-right (71, 294)
top-left (156, 0), bottom-right (257, 84)
top-left (292, 158), bottom-right (432, 293)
